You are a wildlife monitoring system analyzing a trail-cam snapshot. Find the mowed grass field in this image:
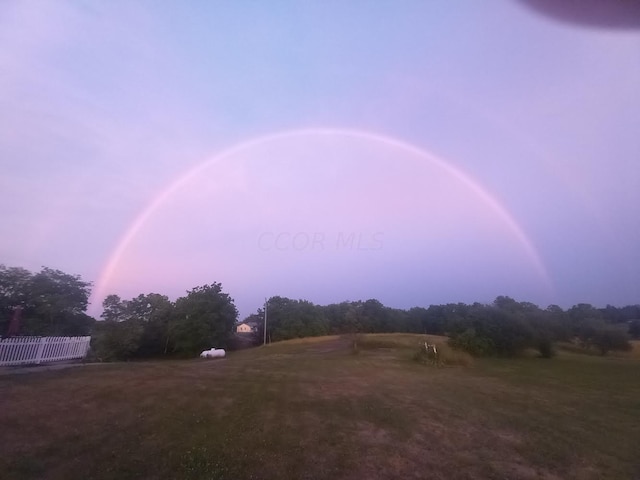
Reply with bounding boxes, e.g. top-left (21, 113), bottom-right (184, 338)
top-left (1, 334), bottom-right (639, 480)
